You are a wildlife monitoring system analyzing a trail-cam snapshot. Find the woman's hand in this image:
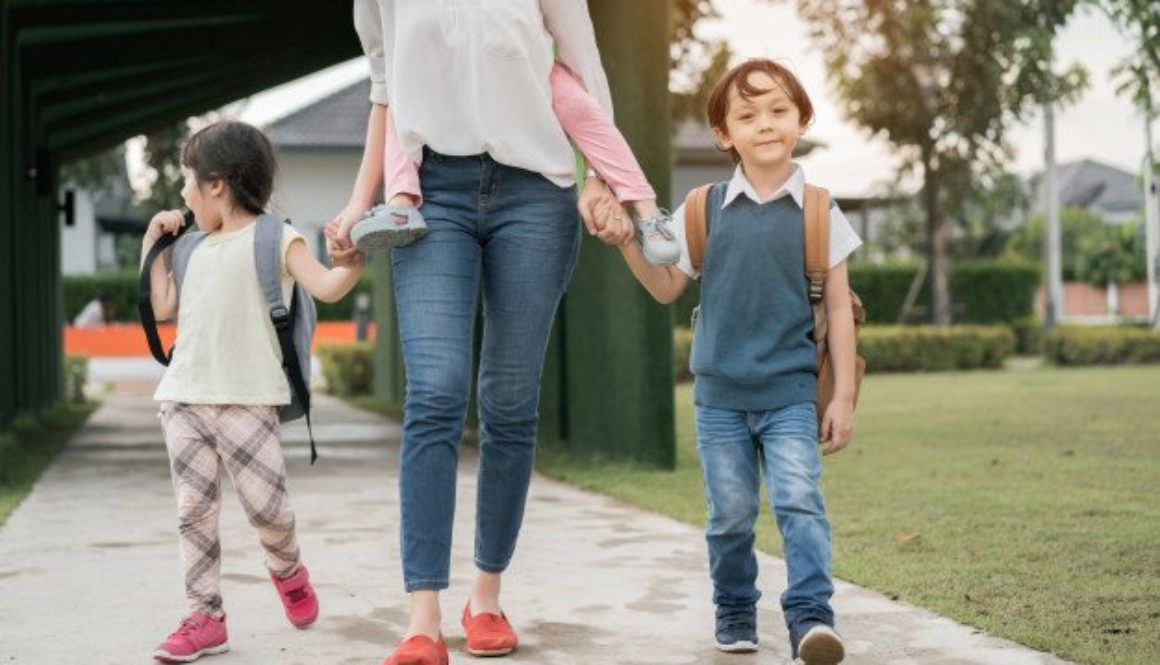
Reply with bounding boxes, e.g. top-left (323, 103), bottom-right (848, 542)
top-left (578, 175), bottom-right (616, 236)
